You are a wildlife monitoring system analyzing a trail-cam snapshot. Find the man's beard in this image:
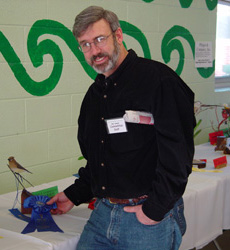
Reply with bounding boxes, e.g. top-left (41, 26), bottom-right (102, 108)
top-left (90, 39), bottom-right (120, 74)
